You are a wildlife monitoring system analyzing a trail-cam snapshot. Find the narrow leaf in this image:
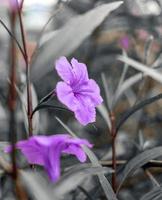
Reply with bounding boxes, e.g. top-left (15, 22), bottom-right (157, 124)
top-left (97, 103), bottom-right (111, 131)
top-left (115, 52), bottom-right (162, 103)
top-left (140, 186), bottom-right (162, 200)
top-left (32, 104), bottom-right (71, 118)
top-left (21, 84), bottom-right (40, 135)
top-left (117, 147), bottom-right (162, 193)
top-left (101, 73), bottom-right (112, 111)
top-left (114, 73), bottom-right (143, 103)
top-left (20, 171), bottom-right (53, 200)
top-left (118, 56), bottom-right (162, 84)
top-left (39, 90), bottom-right (54, 104)
top-left (53, 164), bottom-right (112, 199)
top-left (31, 2), bottom-right (123, 82)
top-left (113, 50), bottom-right (129, 106)
top-left (116, 93), bottom-right (162, 132)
